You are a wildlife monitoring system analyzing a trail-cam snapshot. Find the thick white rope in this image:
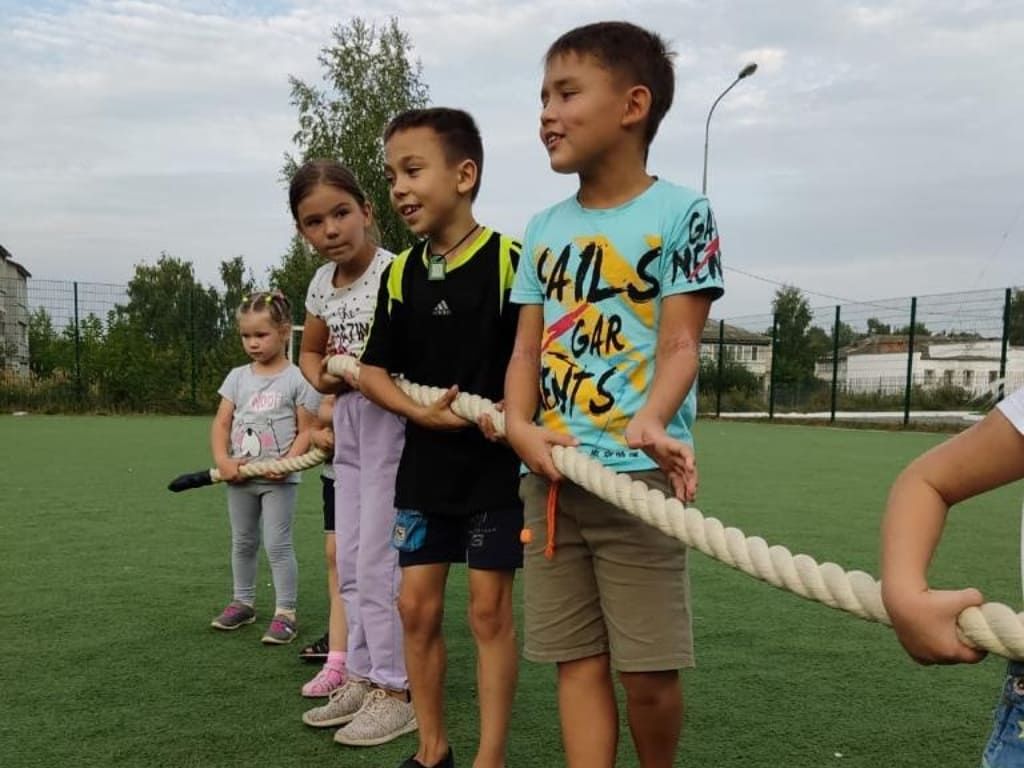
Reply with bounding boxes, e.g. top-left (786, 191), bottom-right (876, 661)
top-left (327, 353), bottom-right (1024, 660)
top-left (210, 447), bottom-right (329, 483)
